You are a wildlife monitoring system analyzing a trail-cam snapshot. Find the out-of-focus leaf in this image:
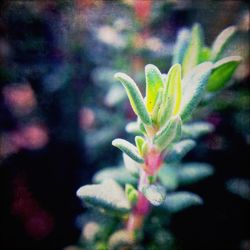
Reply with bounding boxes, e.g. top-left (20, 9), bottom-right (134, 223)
top-left (226, 178), bottom-right (250, 201)
top-left (93, 166), bottom-right (137, 185)
top-left (158, 164), bottom-right (178, 191)
top-left (122, 153), bottom-right (140, 177)
top-left (104, 85), bottom-right (126, 107)
top-left (112, 138), bottom-right (144, 163)
top-left (199, 47), bottom-right (211, 63)
top-left (166, 139), bottom-right (196, 163)
top-left (145, 64), bottom-right (163, 113)
top-left (182, 121), bottom-right (214, 138)
top-left (108, 230), bottom-right (134, 250)
top-left (154, 116), bottom-right (182, 151)
top-left (125, 184), bottom-right (138, 204)
top-left (207, 56), bottom-right (242, 92)
top-left (172, 28), bottom-right (191, 65)
top-left (77, 180), bottom-right (131, 215)
top-left (114, 72), bottom-right (152, 125)
top-left (161, 192), bottom-right (203, 213)
top-left (180, 62), bottom-right (212, 121)
top-left (143, 184), bottom-right (166, 206)
top-left (178, 163), bottom-right (214, 186)
top-left (182, 24), bottom-right (203, 76)
top-left (211, 26), bottom-right (236, 61)
top-left (125, 121), bottom-right (141, 134)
